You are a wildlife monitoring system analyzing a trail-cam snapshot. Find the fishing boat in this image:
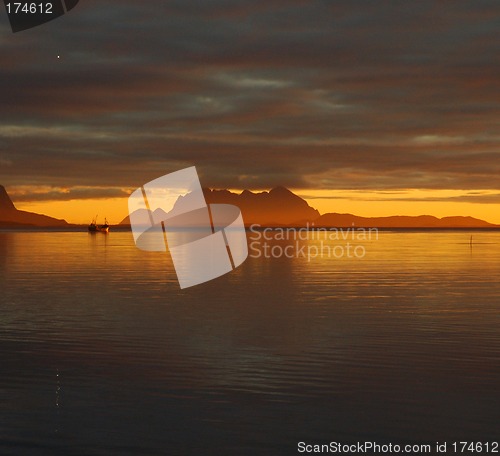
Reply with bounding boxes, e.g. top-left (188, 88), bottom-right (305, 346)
top-left (88, 217), bottom-right (110, 233)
